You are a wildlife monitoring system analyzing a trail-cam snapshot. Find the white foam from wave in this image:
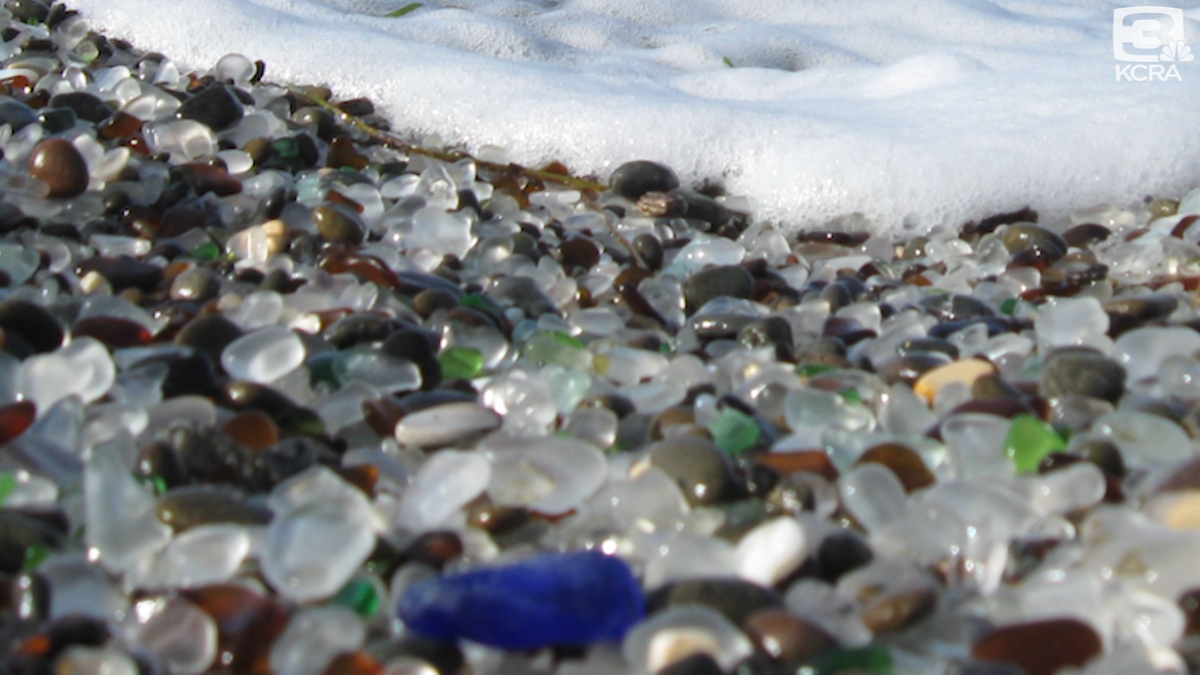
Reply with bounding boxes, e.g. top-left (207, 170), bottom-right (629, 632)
top-left (67, 0), bottom-right (1200, 234)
